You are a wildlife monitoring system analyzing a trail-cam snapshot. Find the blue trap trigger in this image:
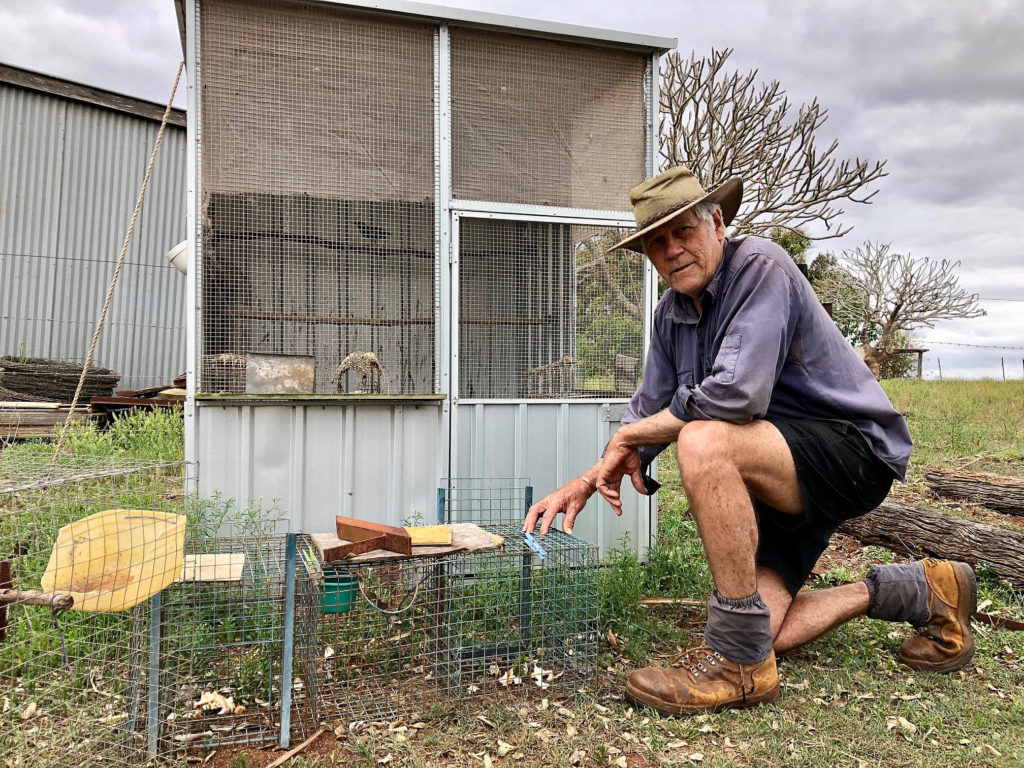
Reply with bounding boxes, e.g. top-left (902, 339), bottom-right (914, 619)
top-left (523, 532), bottom-right (547, 560)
